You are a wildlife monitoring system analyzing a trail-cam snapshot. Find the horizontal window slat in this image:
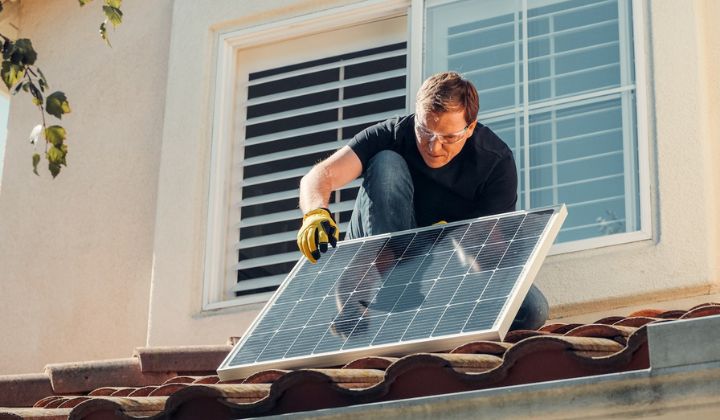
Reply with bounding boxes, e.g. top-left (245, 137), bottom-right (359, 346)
top-left (456, 39), bottom-right (620, 81)
top-left (235, 251), bottom-right (300, 271)
top-left (246, 89), bottom-right (406, 126)
top-left (248, 49), bottom-right (407, 86)
top-left (241, 166), bottom-right (308, 187)
top-left (231, 274), bottom-right (288, 293)
top-left (521, 150), bottom-right (623, 172)
top-left (475, 61), bottom-right (620, 98)
top-left (245, 68), bottom-right (406, 107)
top-left (478, 85), bottom-right (633, 122)
top-left (242, 140), bottom-right (344, 166)
top-left (561, 217), bottom-right (626, 233)
top-left (444, 0), bottom-right (616, 40)
top-left (517, 127), bottom-right (622, 150)
top-left (237, 201), bottom-right (356, 229)
top-left (244, 109), bottom-right (404, 146)
top-left (519, 172), bottom-right (624, 194)
top-left (238, 179), bottom-right (362, 207)
top-left (236, 221), bottom-right (350, 250)
top-left (447, 19), bottom-right (617, 63)
top-left (235, 222), bottom-right (349, 271)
